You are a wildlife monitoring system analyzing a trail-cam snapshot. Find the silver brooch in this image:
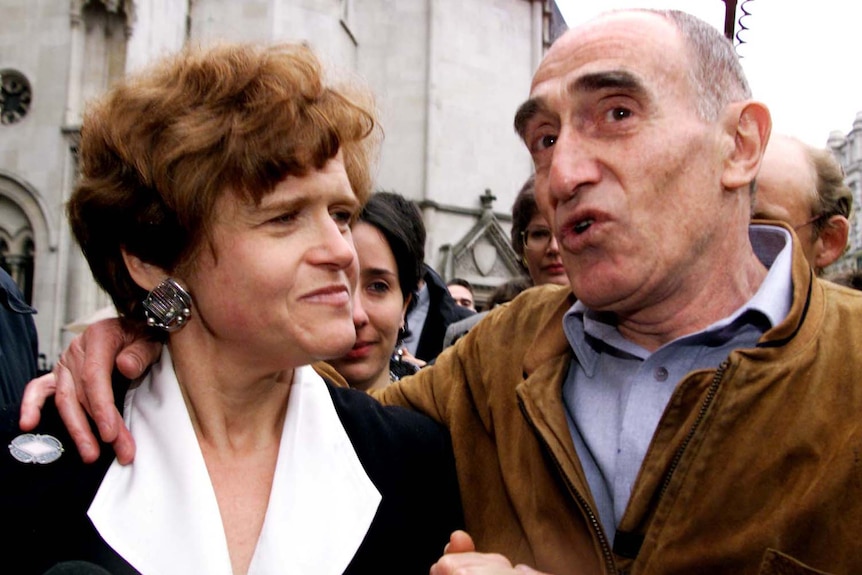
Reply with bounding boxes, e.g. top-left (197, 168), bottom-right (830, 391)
top-left (9, 433), bottom-right (64, 464)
